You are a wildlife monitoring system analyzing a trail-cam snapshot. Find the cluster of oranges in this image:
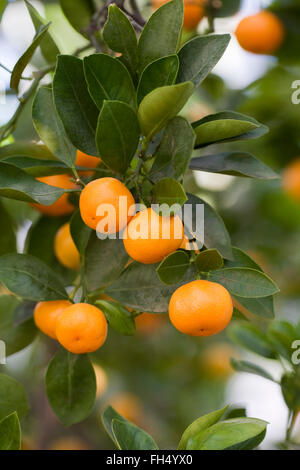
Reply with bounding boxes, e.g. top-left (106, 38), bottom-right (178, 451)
top-left (32, 148), bottom-right (233, 352)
